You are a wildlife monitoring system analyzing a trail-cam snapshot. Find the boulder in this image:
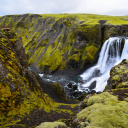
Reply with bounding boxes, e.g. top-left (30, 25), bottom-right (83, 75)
top-left (89, 81), bottom-right (96, 90)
